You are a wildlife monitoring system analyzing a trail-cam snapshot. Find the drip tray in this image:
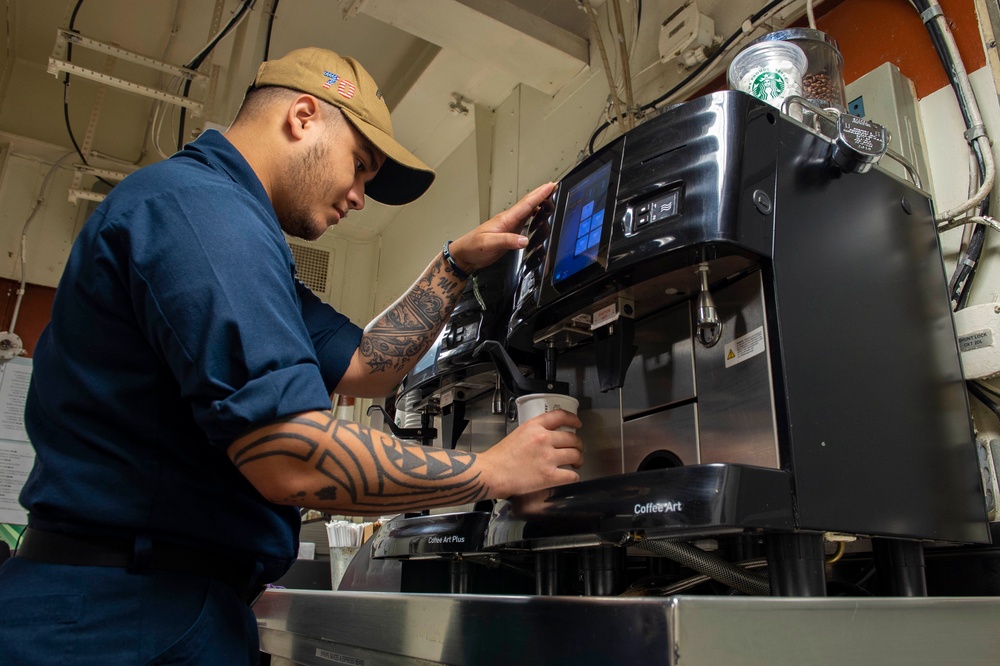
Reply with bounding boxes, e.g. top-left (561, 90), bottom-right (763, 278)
top-left (371, 511), bottom-right (491, 559)
top-left (486, 464), bottom-right (795, 549)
